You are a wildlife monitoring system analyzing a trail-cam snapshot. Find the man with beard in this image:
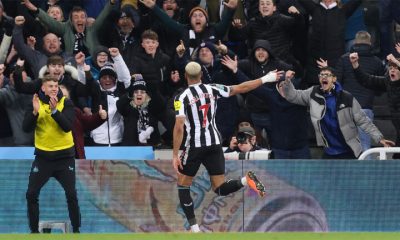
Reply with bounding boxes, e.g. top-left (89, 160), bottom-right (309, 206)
top-left (139, 0), bottom-right (237, 57)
